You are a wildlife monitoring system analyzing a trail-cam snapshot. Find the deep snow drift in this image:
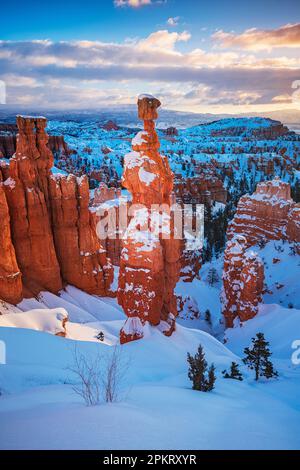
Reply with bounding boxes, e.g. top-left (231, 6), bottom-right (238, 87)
top-left (0, 279), bottom-right (299, 450)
